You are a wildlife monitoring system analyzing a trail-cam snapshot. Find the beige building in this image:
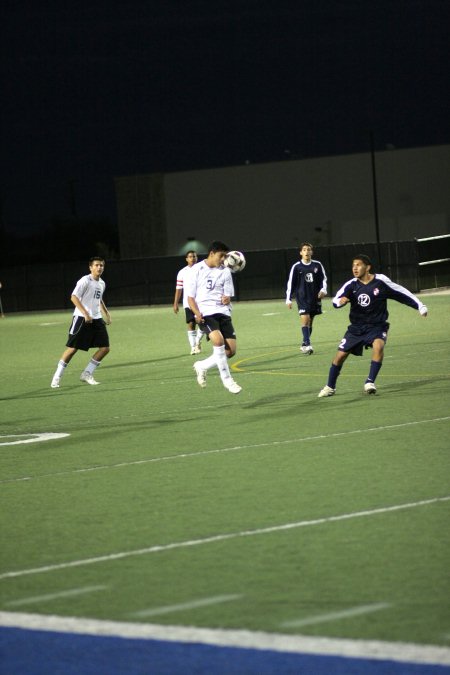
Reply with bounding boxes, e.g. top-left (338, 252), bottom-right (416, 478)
top-left (115, 144), bottom-right (450, 257)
